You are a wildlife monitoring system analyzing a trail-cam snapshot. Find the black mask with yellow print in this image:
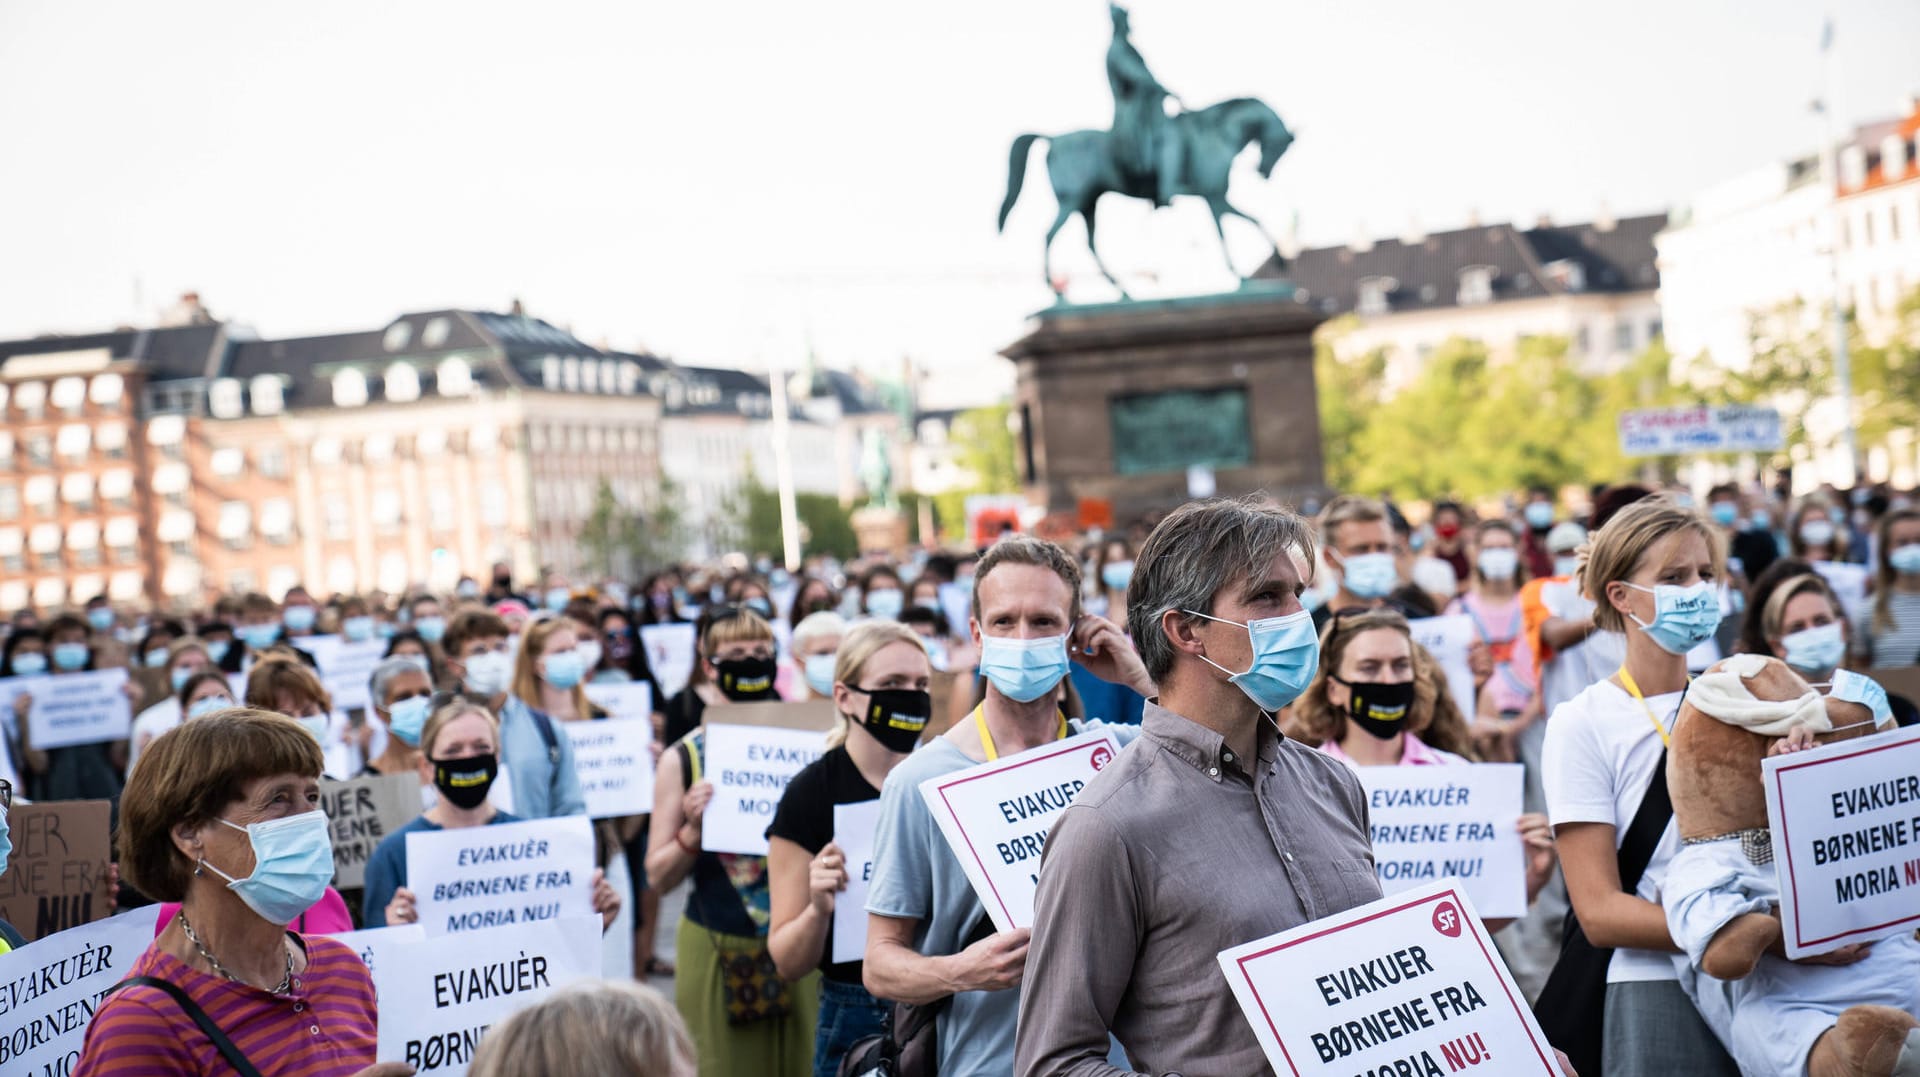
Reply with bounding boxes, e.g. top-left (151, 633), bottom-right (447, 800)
top-left (1335, 678), bottom-right (1416, 741)
top-left (715, 654), bottom-right (779, 702)
top-left (857, 688), bottom-right (932, 753)
top-left (432, 753), bottom-right (498, 809)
